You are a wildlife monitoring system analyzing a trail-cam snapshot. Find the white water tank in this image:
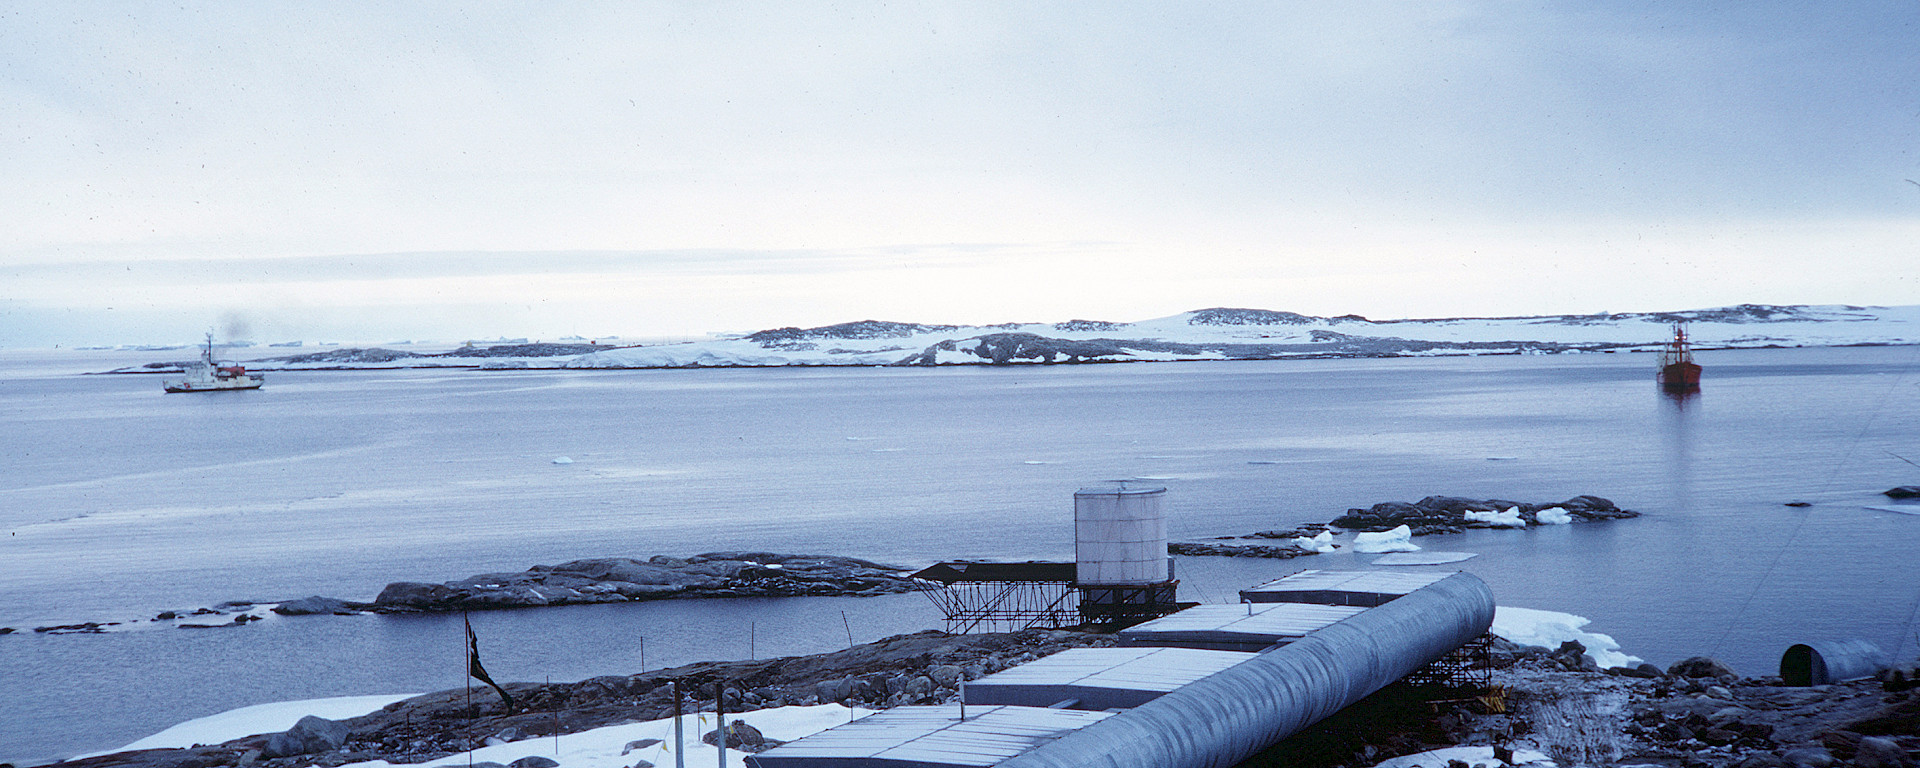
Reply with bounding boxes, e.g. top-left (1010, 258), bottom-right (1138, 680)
top-left (1074, 483), bottom-right (1169, 585)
